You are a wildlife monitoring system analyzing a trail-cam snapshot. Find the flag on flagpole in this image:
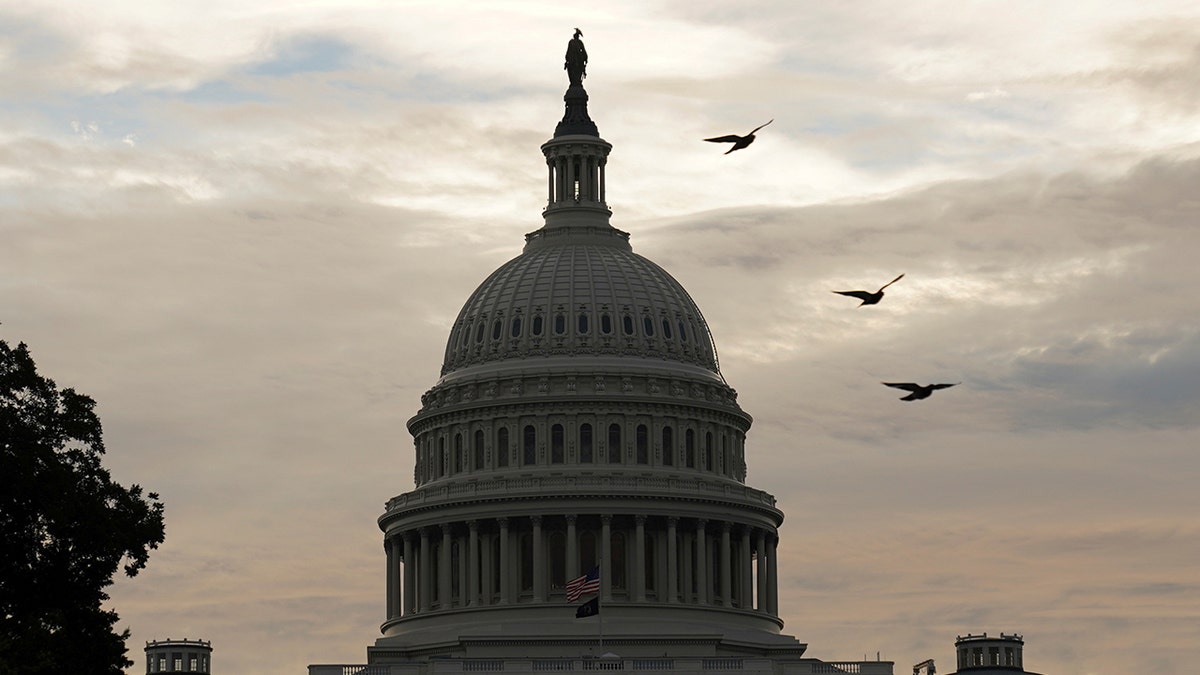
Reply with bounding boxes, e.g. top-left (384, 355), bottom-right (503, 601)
top-left (566, 565), bottom-right (600, 602)
top-left (575, 596), bottom-right (600, 619)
